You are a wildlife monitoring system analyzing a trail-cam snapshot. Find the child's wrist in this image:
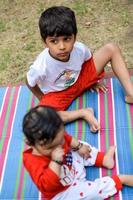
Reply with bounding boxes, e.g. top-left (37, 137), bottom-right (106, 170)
top-left (72, 141), bottom-right (83, 151)
top-left (52, 159), bottom-right (63, 165)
